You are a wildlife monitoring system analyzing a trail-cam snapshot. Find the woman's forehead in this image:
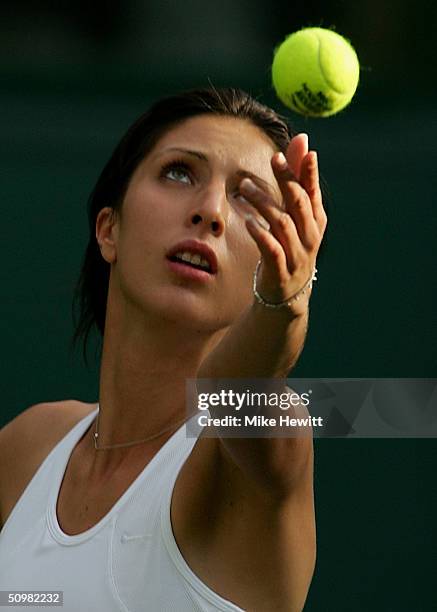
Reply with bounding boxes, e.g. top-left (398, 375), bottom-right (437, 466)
top-left (151, 115), bottom-right (278, 183)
